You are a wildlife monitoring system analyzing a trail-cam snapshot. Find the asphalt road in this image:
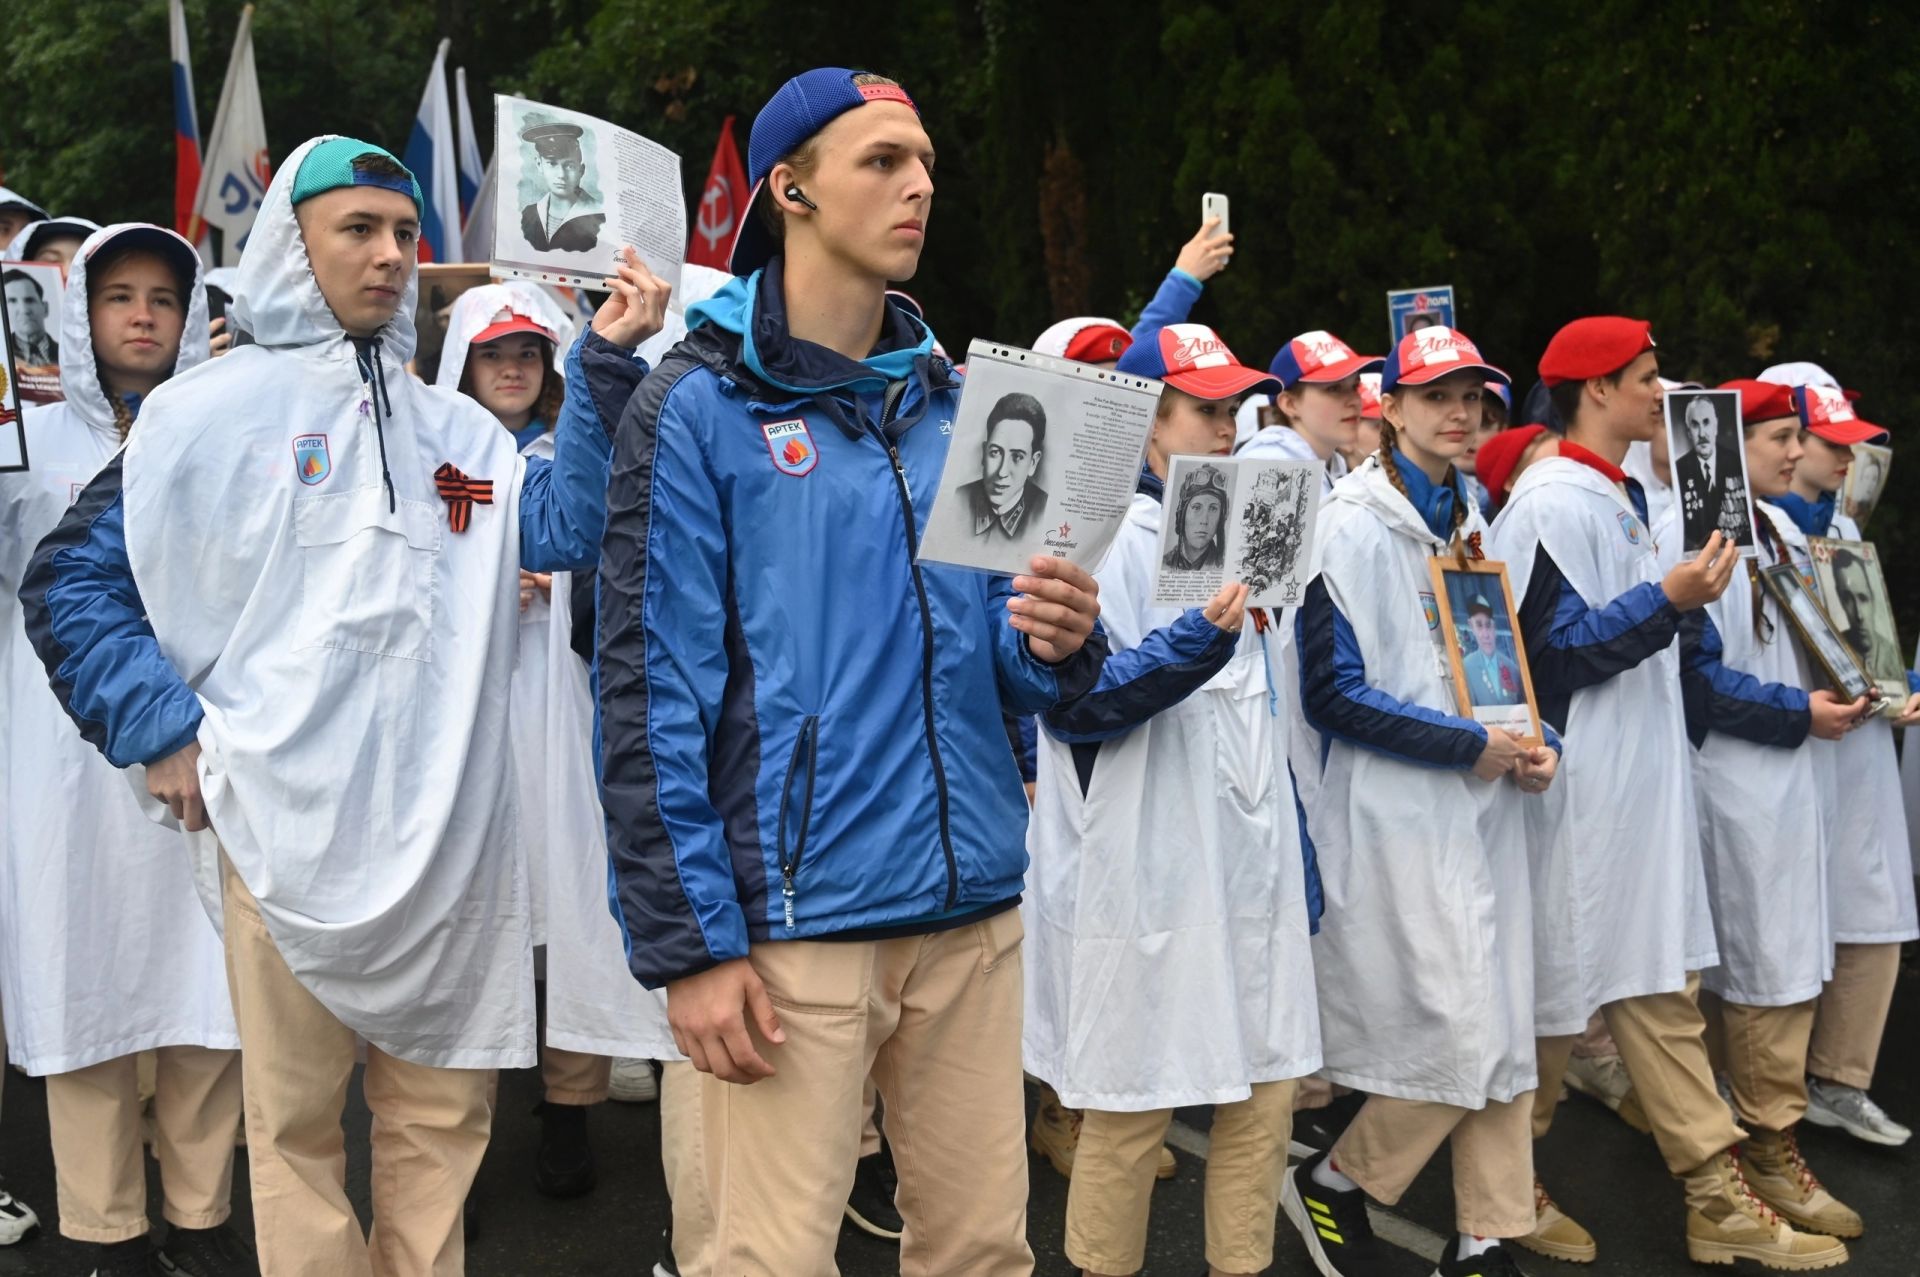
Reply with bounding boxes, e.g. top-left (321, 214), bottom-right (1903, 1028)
top-left (2, 963), bottom-right (1914, 1275)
